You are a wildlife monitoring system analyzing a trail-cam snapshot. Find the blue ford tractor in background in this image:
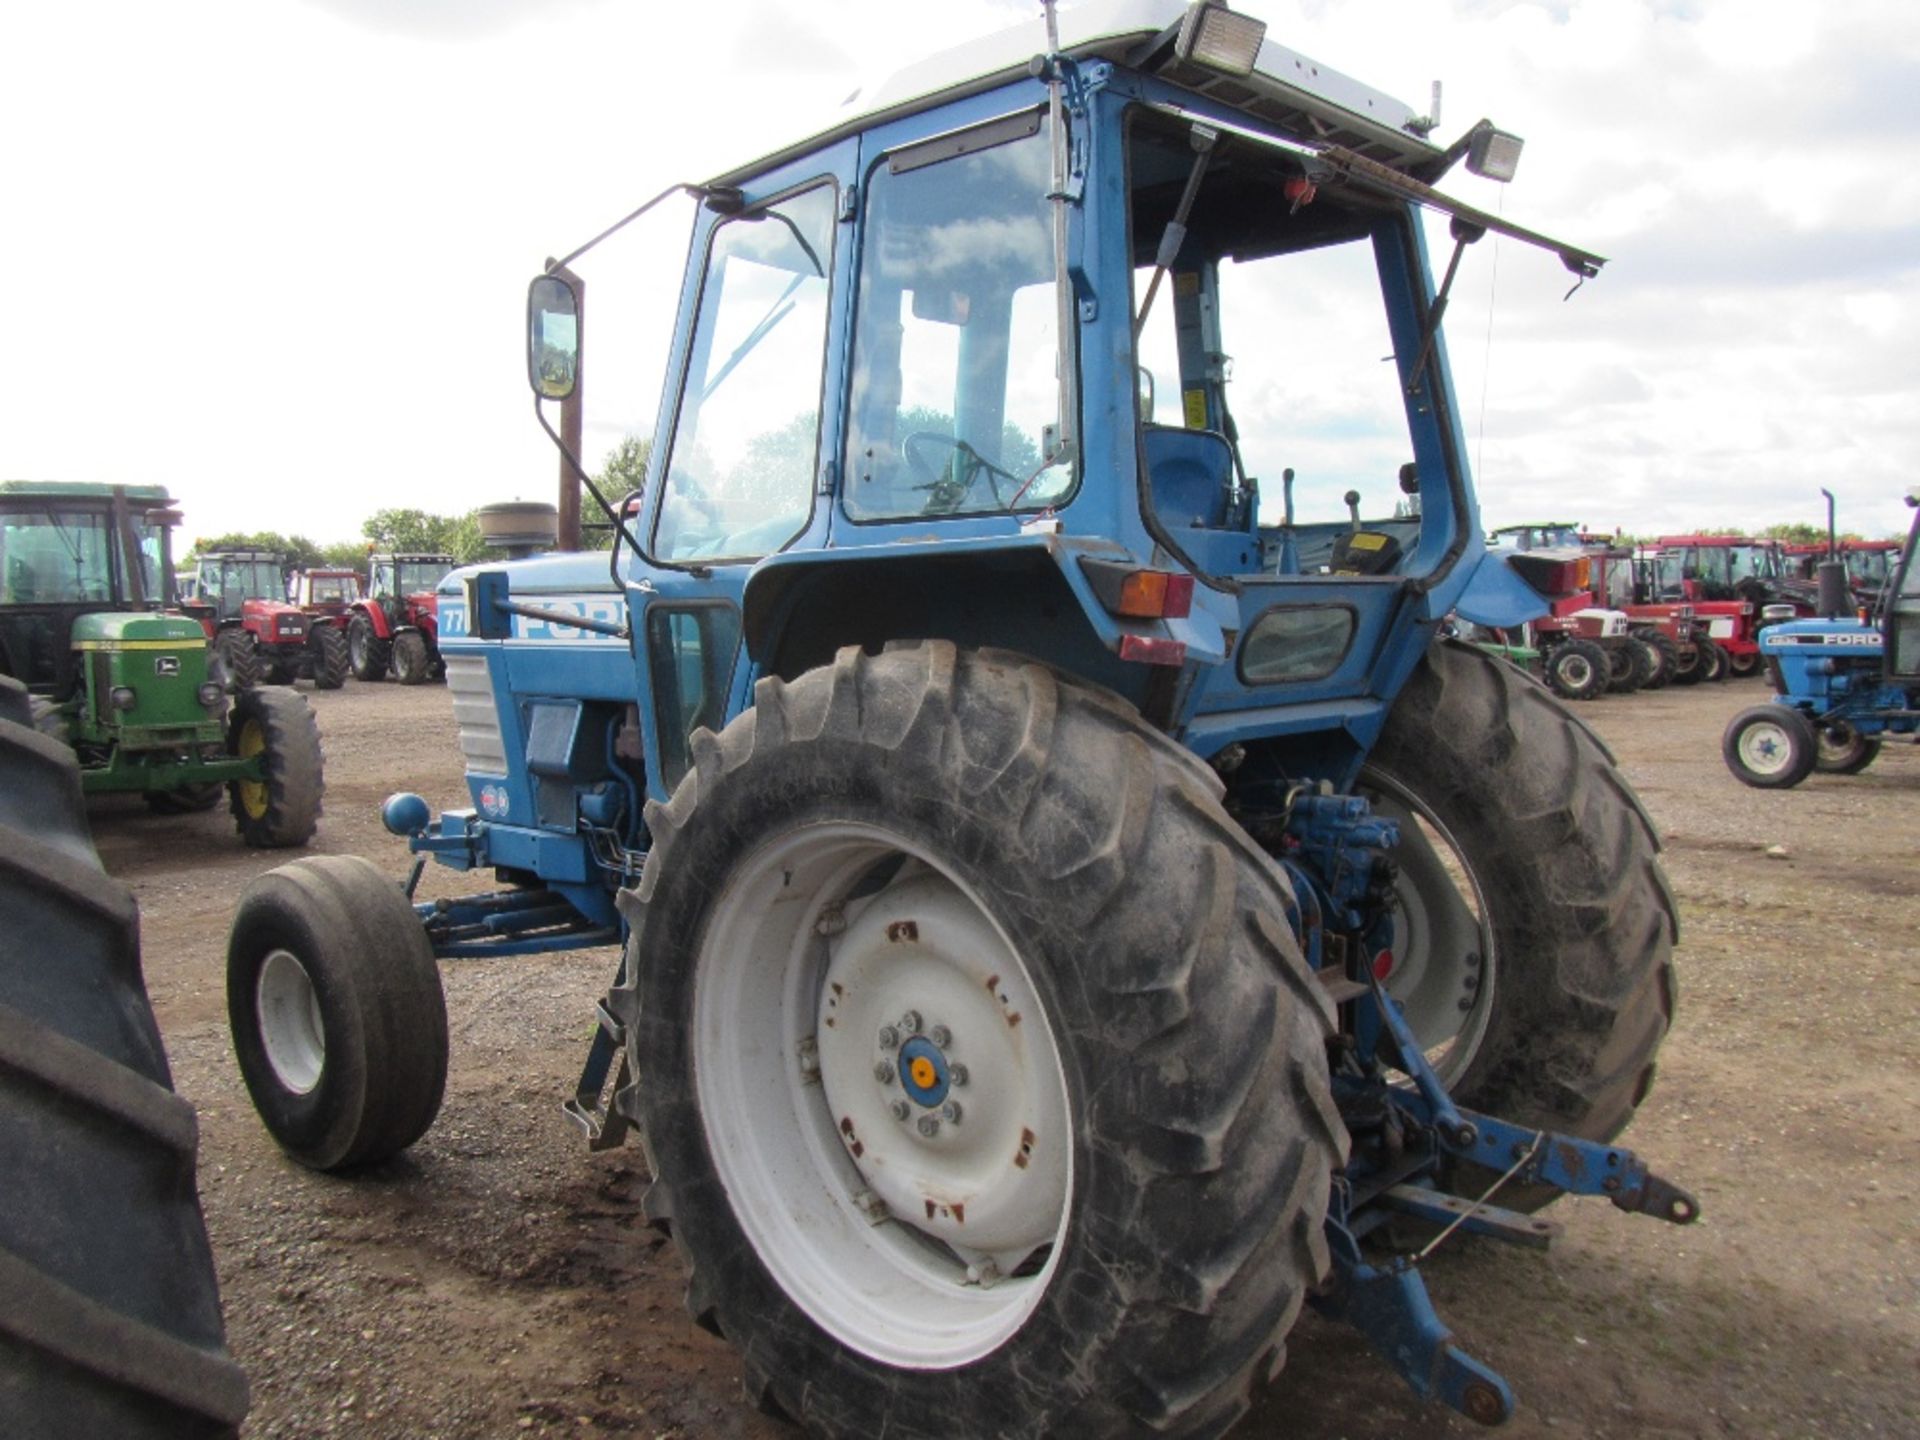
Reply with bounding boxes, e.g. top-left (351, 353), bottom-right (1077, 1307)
top-left (226, 4), bottom-right (1690, 1433)
top-left (1724, 488), bottom-right (1920, 787)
